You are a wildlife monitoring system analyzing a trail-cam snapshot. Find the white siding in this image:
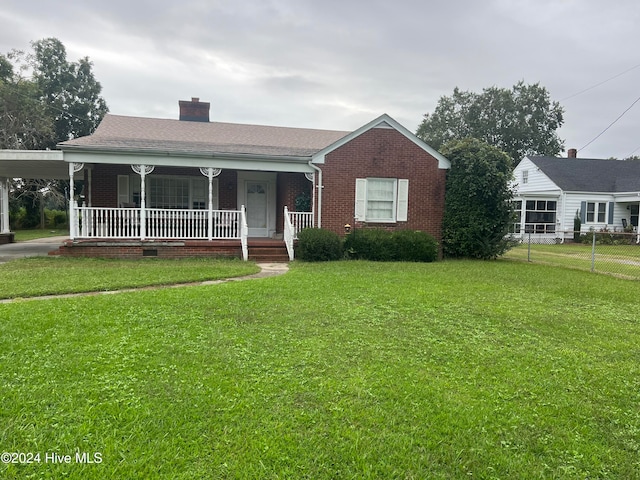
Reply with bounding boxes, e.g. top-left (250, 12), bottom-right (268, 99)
top-left (564, 193), bottom-right (616, 232)
top-left (512, 157), bottom-right (560, 194)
